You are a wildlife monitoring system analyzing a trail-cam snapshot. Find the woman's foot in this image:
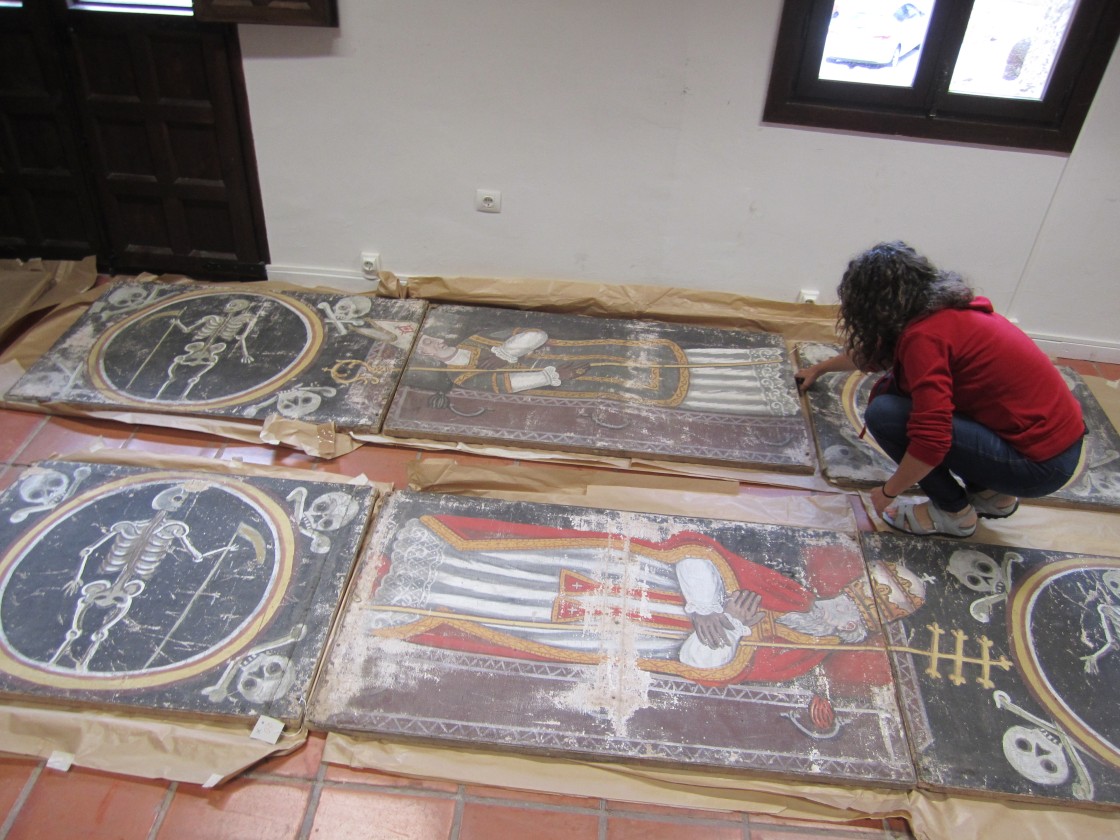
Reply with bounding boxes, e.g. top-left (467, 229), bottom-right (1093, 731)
top-left (966, 489), bottom-right (1019, 519)
top-left (883, 499), bottom-right (977, 538)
